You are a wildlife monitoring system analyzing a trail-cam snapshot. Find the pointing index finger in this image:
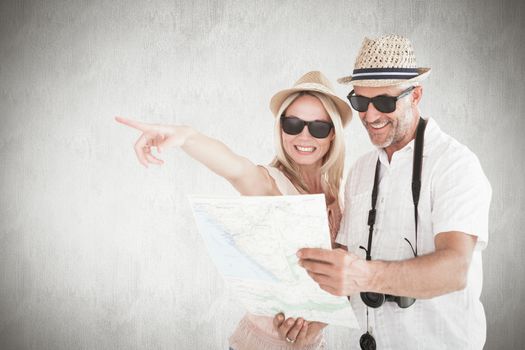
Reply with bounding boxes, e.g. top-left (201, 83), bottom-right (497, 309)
top-left (115, 116), bottom-right (149, 131)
